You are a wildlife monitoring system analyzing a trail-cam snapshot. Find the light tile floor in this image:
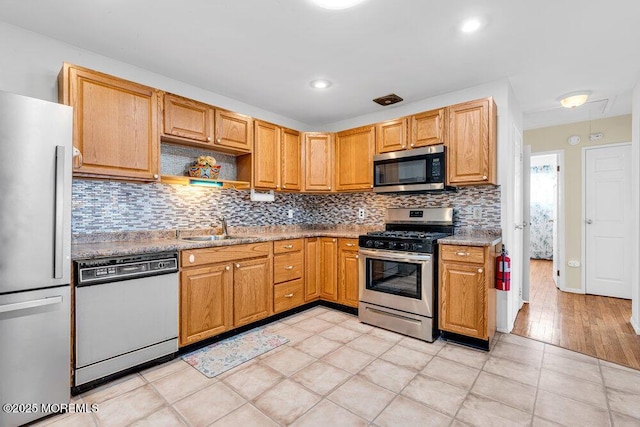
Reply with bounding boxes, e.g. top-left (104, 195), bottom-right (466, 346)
top-left (35, 307), bottom-right (640, 426)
